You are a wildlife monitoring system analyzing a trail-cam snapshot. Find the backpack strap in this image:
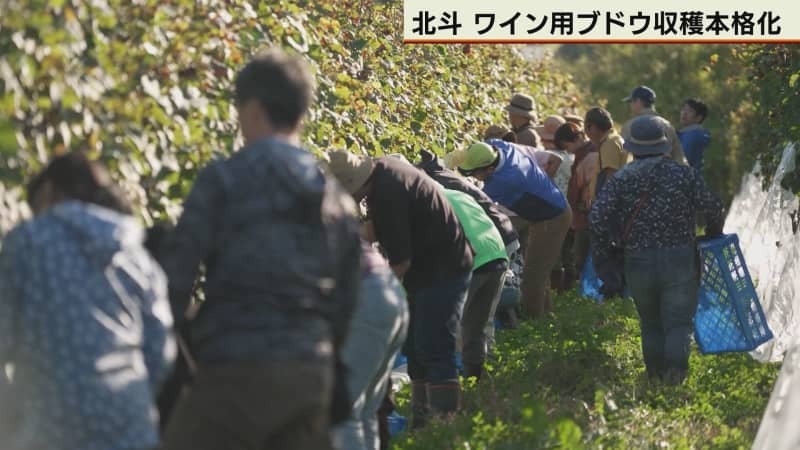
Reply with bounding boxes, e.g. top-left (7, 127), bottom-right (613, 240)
top-left (622, 191), bottom-right (649, 244)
